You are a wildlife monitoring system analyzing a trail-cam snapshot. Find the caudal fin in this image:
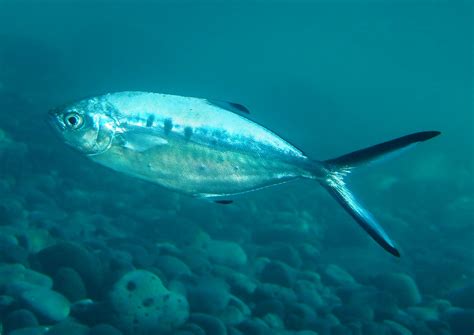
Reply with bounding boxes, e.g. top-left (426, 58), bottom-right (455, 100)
top-left (319, 131), bottom-right (441, 257)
